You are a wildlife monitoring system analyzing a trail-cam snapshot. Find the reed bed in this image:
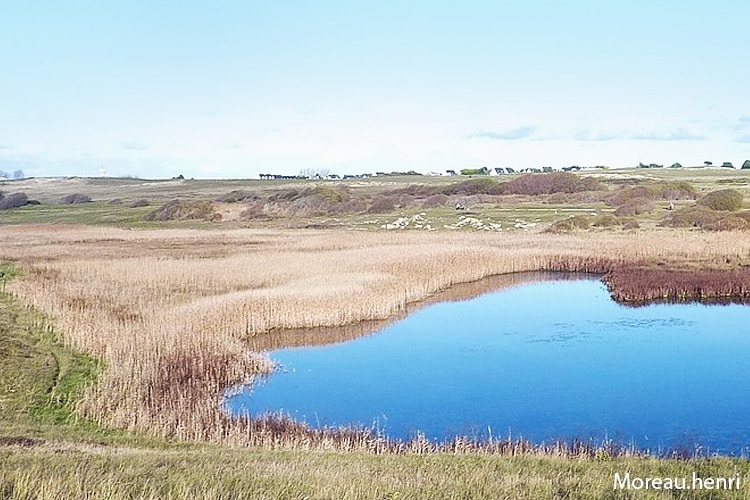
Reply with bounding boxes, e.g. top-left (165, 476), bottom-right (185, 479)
top-left (2, 224), bottom-right (750, 450)
top-left (605, 265), bottom-right (750, 304)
